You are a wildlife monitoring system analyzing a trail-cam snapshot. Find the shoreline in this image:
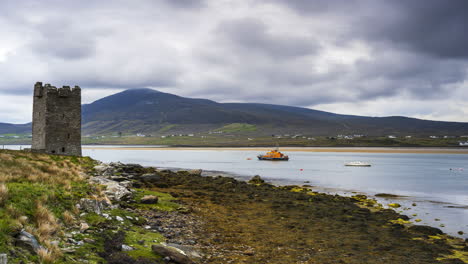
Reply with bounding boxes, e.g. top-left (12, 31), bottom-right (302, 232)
top-left (83, 146), bottom-right (468, 154)
top-left (155, 165), bottom-right (468, 239)
top-left (138, 166), bottom-right (468, 263)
